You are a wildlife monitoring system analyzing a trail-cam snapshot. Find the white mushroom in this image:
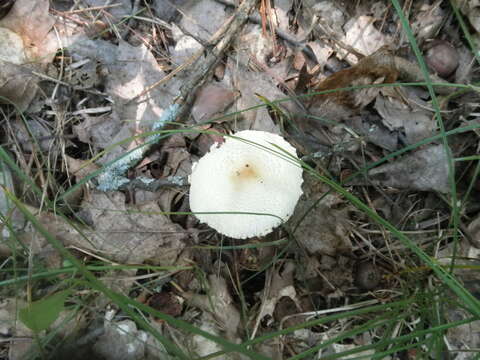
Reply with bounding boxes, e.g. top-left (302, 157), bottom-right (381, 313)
top-left (189, 130), bottom-right (303, 239)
